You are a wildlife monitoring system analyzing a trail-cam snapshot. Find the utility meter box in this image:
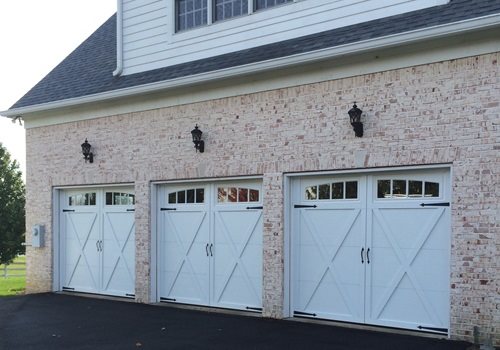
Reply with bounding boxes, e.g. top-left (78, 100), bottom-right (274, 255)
top-left (32, 224), bottom-right (45, 248)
